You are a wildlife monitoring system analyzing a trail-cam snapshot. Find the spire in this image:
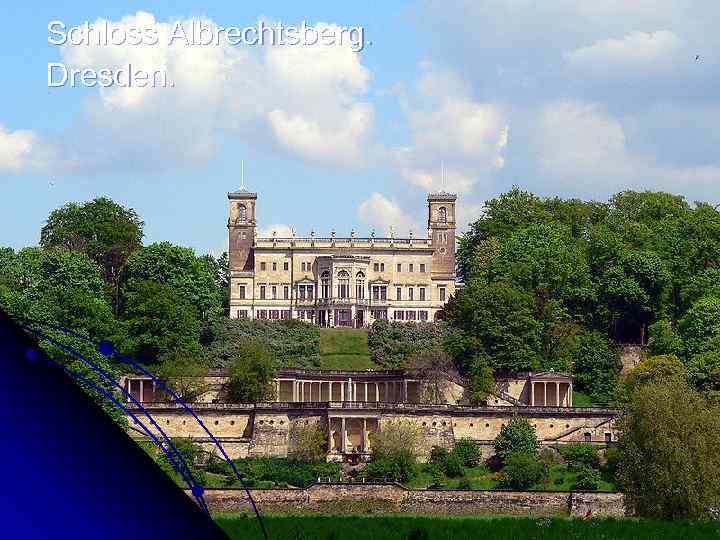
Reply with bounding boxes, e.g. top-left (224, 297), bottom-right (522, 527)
top-left (240, 159), bottom-right (247, 191)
